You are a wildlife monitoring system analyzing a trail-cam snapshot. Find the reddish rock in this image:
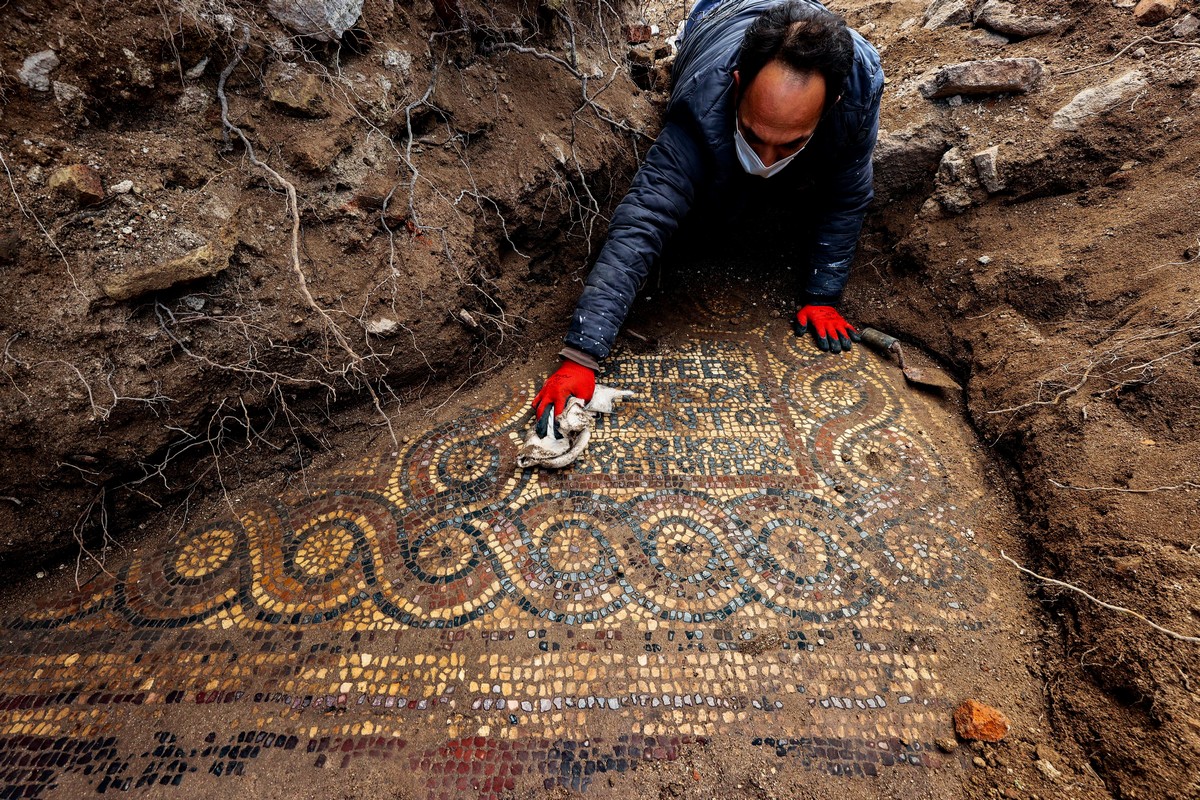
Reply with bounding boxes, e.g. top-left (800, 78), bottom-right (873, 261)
top-left (624, 22), bottom-right (652, 44)
top-left (47, 164), bottom-right (104, 206)
top-left (953, 699), bottom-right (1011, 742)
top-left (1133, 0), bottom-right (1178, 25)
